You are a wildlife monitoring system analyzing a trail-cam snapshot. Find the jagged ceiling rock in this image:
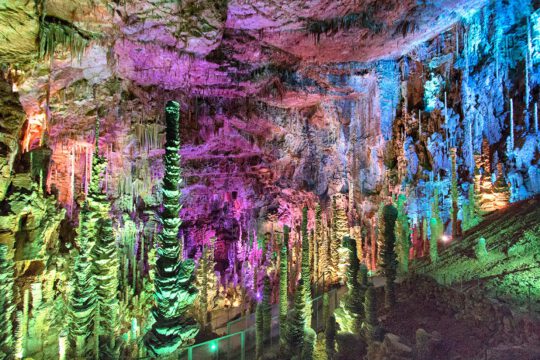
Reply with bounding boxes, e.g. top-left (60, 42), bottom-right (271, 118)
top-left (116, 0), bottom-right (227, 56)
top-left (227, 0), bottom-right (489, 63)
top-left (0, 0), bottom-right (39, 63)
